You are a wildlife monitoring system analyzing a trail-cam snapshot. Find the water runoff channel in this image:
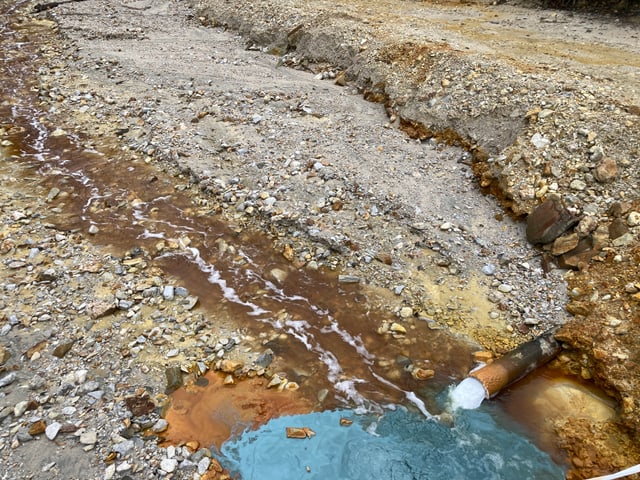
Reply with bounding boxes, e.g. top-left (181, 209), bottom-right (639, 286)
top-left (0, 3), bottom-right (586, 478)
